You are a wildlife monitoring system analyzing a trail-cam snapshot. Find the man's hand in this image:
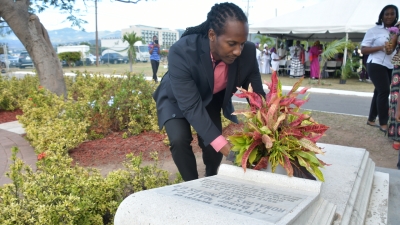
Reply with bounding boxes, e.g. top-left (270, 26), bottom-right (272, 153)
top-left (219, 143), bottom-right (231, 157)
